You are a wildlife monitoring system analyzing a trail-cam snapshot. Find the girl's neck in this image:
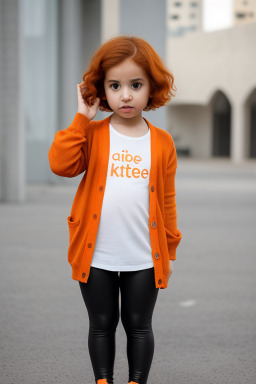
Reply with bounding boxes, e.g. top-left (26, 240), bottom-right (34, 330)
top-left (110, 113), bottom-right (149, 137)
top-left (110, 113), bottom-right (147, 129)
